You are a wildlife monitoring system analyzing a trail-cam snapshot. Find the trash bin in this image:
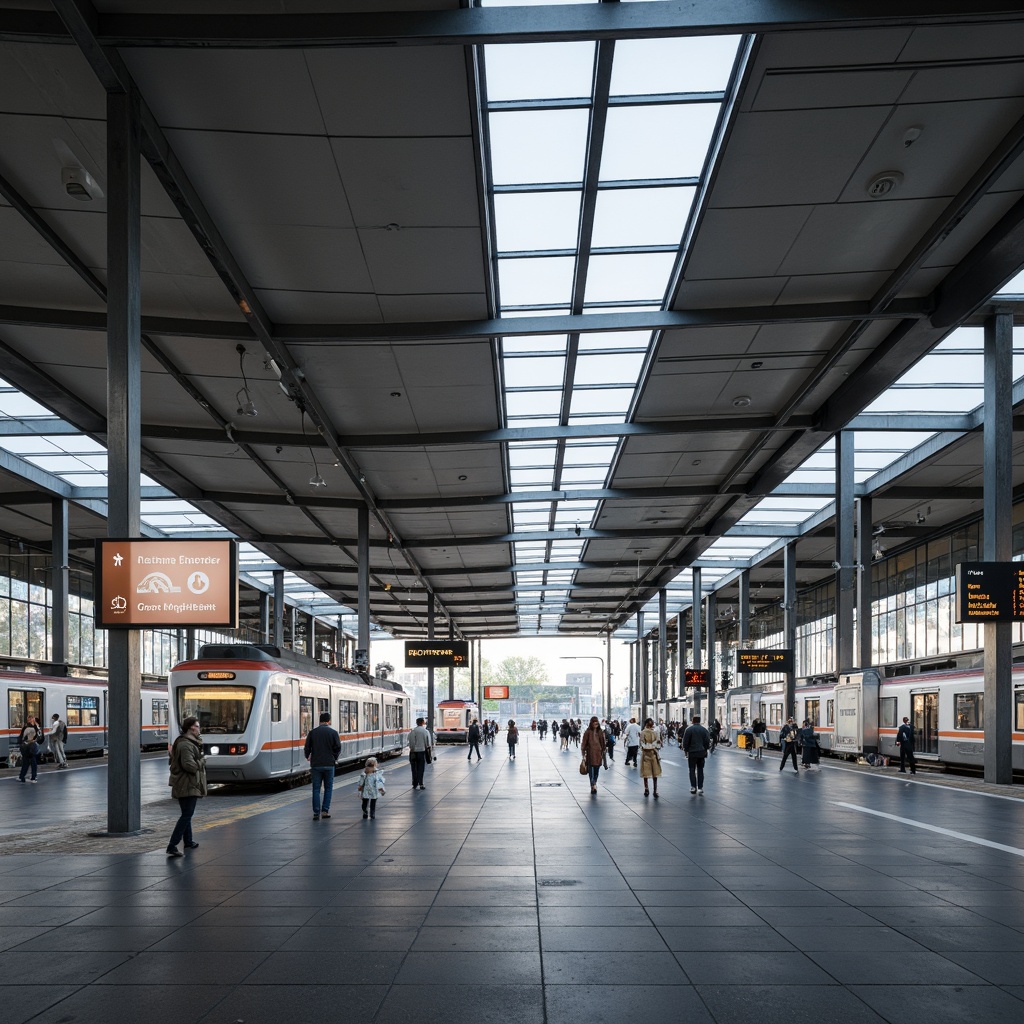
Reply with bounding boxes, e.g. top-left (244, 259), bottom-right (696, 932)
top-left (737, 733), bottom-right (749, 750)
